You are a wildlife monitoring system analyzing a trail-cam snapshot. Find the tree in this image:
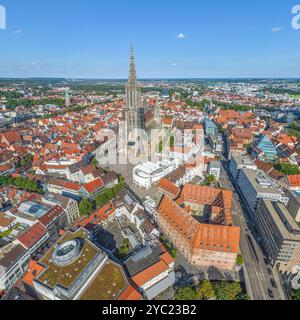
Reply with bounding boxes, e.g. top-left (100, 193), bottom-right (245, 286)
top-left (165, 242), bottom-right (172, 250)
top-left (290, 122), bottom-right (300, 131)
top-left (205, 175), bottom-right (216, 185)
top-left (159, 234), bottom-right (166, 242)
top-left (170, 136), bottom-right (175, 149)
top-left (79, 199), bottom-right (94, 216)
top-left (235, 292), bottom-right (251, 300)
top-left (236, 254), bottom-right (244, 266)
top-left (159, 140), bottom-right (163, 153)
top-left (91, 158), bottom-right (98, 166)
top-left (170, 248), bottom-right (177, 259)
top-left (291, 290), bottom-right (300, 300)
top-left (197, 280), bottom-right (215, 300)
top-left (174, 286), bottom-right (200, 300)
top-left (0, 175), bottom-right (43, 193)
top-left (274, 163), bottom-right (300, 175)
top-left (116, 238), bottom-right (130, 259)
top-left (212, 281), bottom-right (242, 300)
